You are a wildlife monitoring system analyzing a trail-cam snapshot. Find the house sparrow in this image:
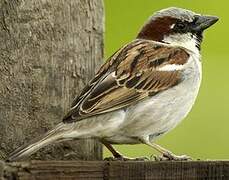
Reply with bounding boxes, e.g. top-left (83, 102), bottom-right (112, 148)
top-left (8, 7), bottom-right (218, 161)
